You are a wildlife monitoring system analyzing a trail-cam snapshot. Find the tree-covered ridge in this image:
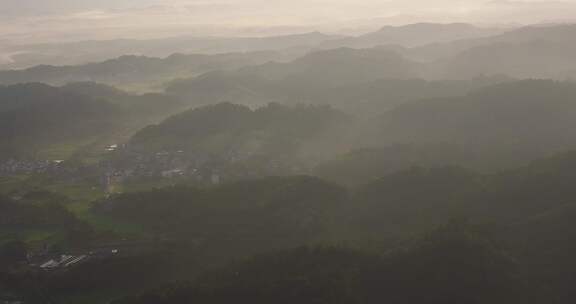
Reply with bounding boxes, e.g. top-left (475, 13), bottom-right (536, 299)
top-left (164, 69), bottom-right (507, 115)
top-left (0, 51), bottom-right (287, 88)
top-left (114, 222), bottom-right (542, 304)
top-left (130, 102), bottom-right (350, 157)
top-left (0, 81), bottom-right (190, 161)
top-left (378, 80), bottom-right (576, 168)
top-left (95, 176), bottom-right (345, 260)
top-left (5, 149), bottom-right (576, 303)
top-left (164, 47), bottom-right (423, 107)
top-left (0, 194), bottom-right (75, 228)
top-left (0, 83), bottom-right (121, 158)
top-left (87, 151), bottom-right (576, 303)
